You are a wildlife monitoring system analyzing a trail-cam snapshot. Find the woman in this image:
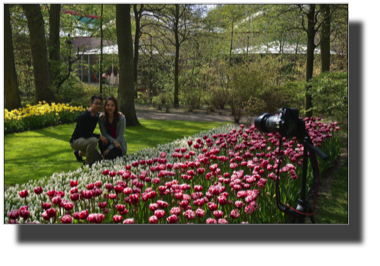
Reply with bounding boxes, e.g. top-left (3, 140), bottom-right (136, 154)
top-left (98, 96), bottom-right (127, 160)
